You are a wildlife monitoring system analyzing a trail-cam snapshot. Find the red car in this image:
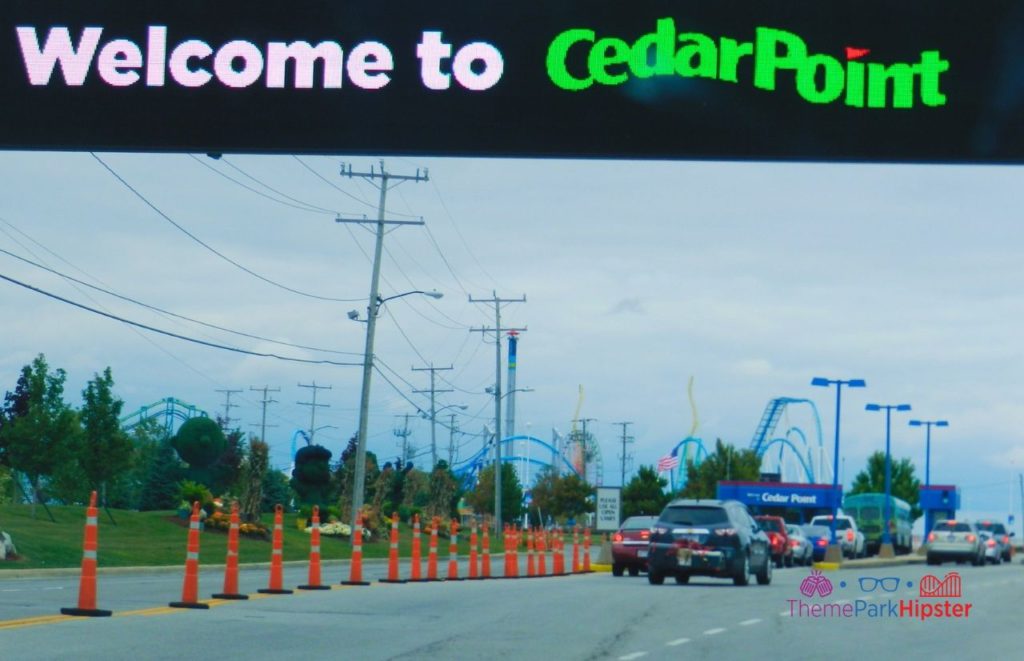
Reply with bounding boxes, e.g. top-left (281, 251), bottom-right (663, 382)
top-left (754, 515), bottom-right (793, 567)
top-left (611, 515), bottom-right (659, 576)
